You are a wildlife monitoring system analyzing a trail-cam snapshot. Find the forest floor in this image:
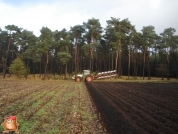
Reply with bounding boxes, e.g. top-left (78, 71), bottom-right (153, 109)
top-left (85, 82), bottom-right (178, 134)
